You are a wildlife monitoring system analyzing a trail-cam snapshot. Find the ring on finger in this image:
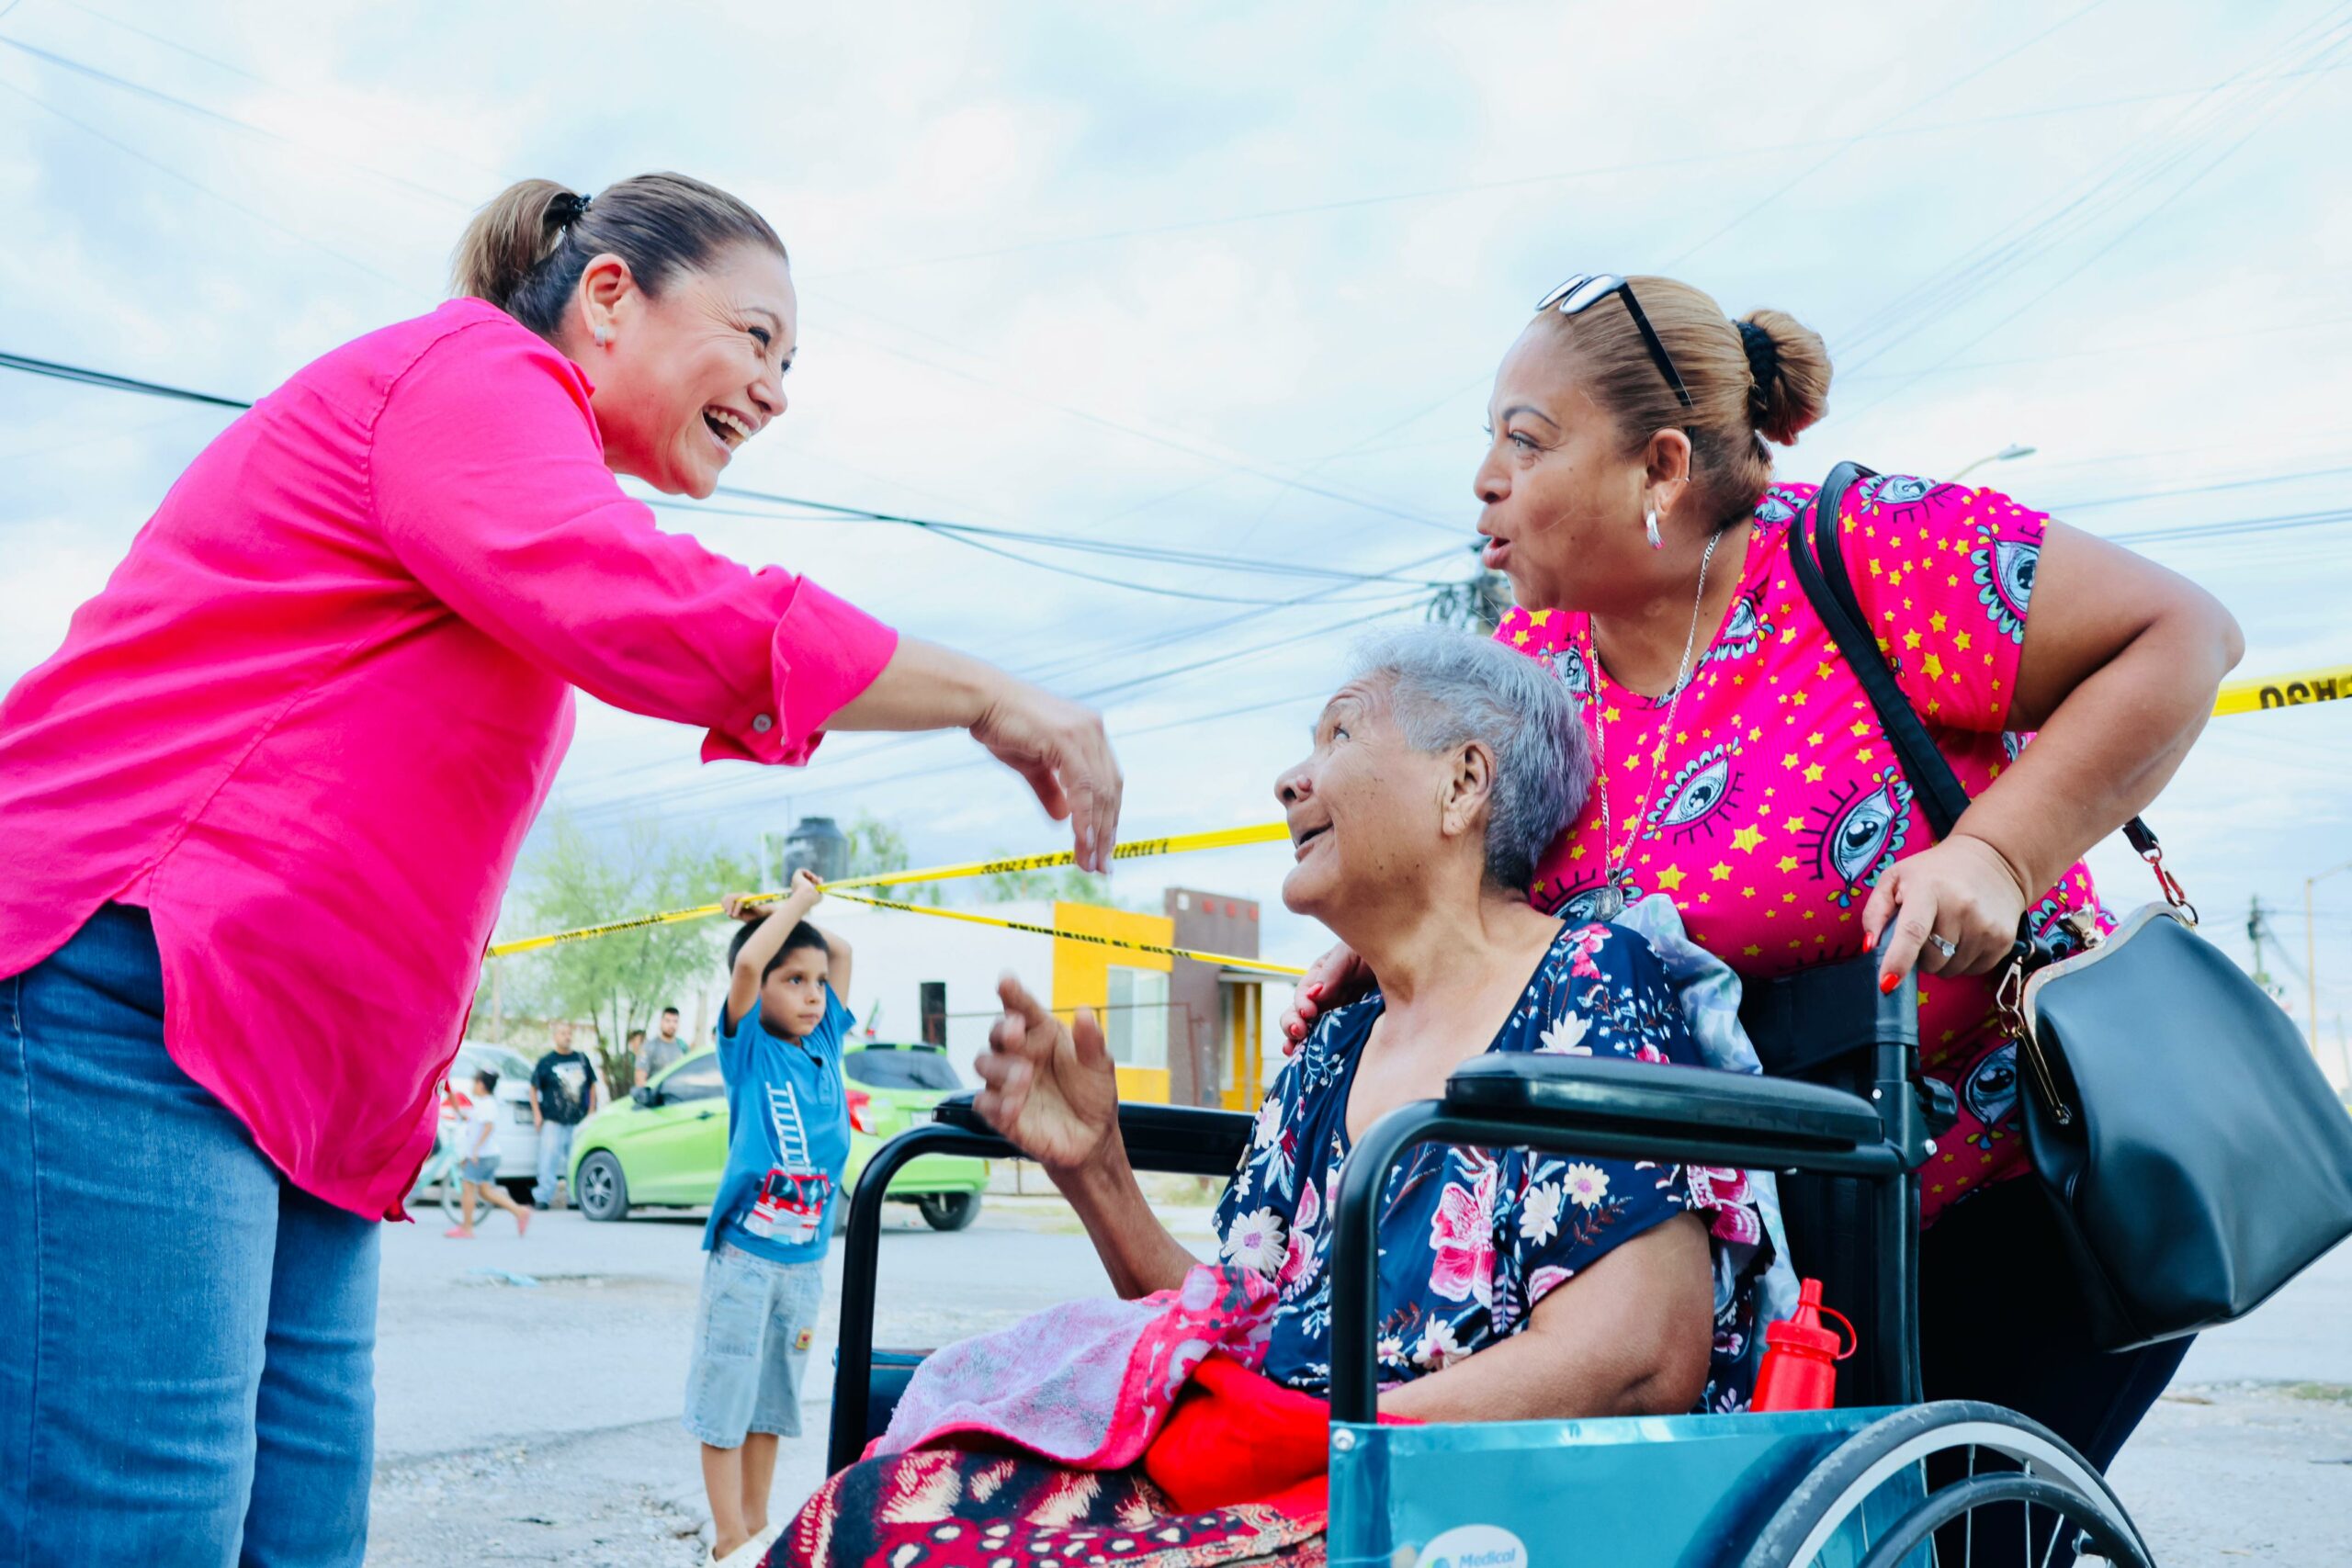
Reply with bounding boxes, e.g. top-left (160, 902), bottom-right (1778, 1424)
top-left (1926, 933), bottom-right (1958, 960)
